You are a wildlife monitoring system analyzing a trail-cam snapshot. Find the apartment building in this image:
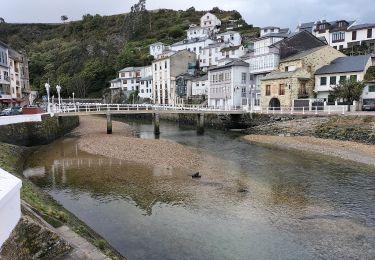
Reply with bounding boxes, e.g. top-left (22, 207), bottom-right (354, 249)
top-left (208, 60), bottom-right (249, 108)
top-left (0, 41), bottom-right (10, 107)
top-left (192, 75), bottom-right (209, 96)
top-left (152, 50), bottom-right (196, 105)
